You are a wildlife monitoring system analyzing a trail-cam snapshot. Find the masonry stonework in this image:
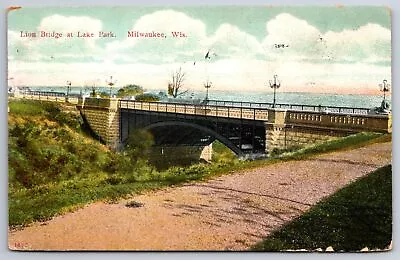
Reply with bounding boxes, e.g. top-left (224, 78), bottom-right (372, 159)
top-left (264, 109), bottom-right (351, 154)
top-left (265, 124), bottom-right (349, 153)
top-left (78, 98), bottom-right (120, 150)
top-left (78, 98), bottom-right (391, 156)
top-left (148, 144), bottom-right (214, 166)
